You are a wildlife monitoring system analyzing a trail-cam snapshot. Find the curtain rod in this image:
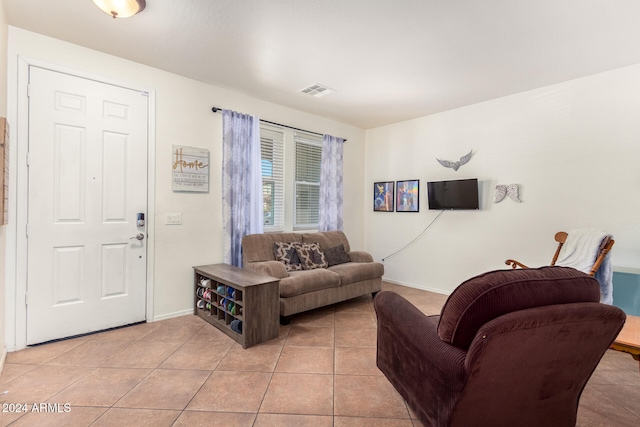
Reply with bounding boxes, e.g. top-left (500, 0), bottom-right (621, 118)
top-left (211, 107), bottom-right (346, 142)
